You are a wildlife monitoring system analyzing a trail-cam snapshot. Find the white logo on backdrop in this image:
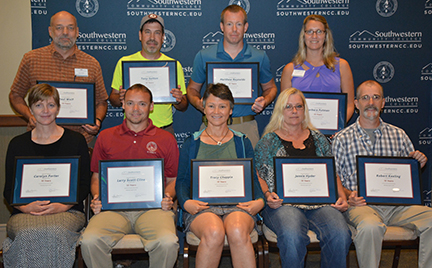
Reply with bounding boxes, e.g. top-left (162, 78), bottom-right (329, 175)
top-left (201, 31), bottom-right (275, 50)
top-left (349, 30), bottom-right (422, 49)
top-left (161, 29), bottom-right (176, 53)
top-left (276, 0), bottom-right (350, 16)
top-left (382, 95), bottom-right (418, 115)
top-left (421, 63), bottom-right (432, 75)
top-left (228, 0), bottom-right (251, 13)
top-left (275, 65), bottom-right (286, 84)
top-left (426, 0), bottom-right (432, 14)
top-left (419, 127), bottom-right (432, 145)
top-left (174, 132), bottom-right (192, 149)
top-left (419, 127), bottom-right (432, 139)
top-left (77, 32), bottom-right (127, 51)
top-left (76, 0), bottom-right (99, 18)
top-left (373, 61), bottom-right (394, 83)
top-left (31, 1), bottom-right (47, 15)
top-left (126, 0), bottom-right (202, 17)
top-left (420, 63), bottom-right (432, 81)
top-left (376, 0), bottom-right (397, 17)
top-left (182, 66), bottom-right (193, 86)
top-left (202, 31), bottom-right (223, 47)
